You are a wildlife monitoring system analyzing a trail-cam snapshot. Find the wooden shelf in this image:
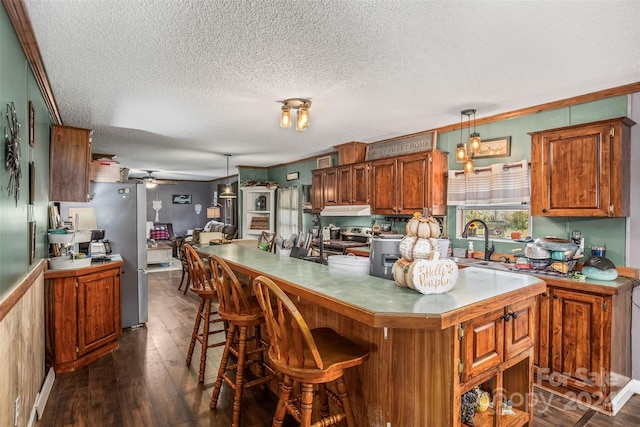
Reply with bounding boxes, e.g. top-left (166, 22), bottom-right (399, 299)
top-left (463, 407), bottom-right (528, 427)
